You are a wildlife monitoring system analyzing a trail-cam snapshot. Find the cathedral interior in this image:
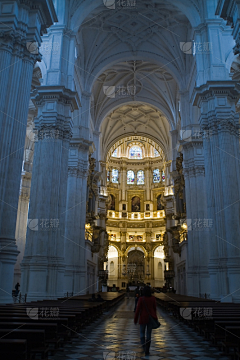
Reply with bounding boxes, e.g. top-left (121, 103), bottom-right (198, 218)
top-left (2, 1), bottom-right (240, 359)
